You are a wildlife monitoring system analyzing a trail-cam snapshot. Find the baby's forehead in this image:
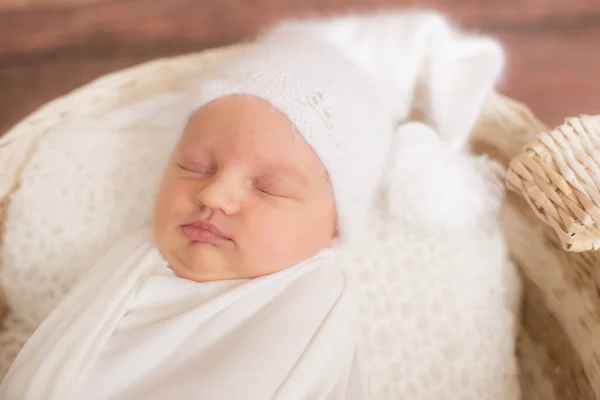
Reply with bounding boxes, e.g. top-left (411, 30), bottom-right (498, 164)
top-left (184, 103), bottom-right (312, 148)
